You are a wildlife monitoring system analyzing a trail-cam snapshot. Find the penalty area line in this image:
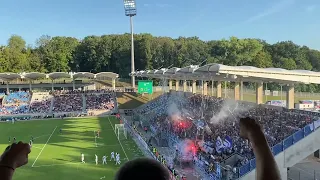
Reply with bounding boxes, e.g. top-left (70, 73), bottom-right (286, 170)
top-left (31, 126), bottom-right (57, 167)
